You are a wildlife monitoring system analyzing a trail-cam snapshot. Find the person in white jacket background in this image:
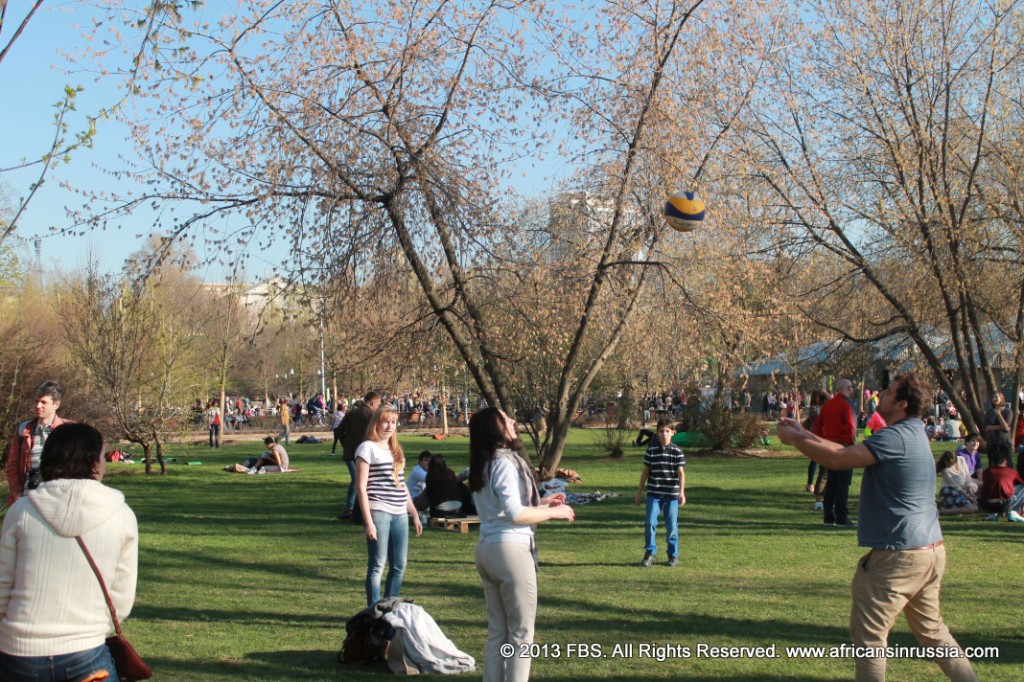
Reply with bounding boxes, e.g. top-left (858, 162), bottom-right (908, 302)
top-left (0, 422), bottom-right (138, 681)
